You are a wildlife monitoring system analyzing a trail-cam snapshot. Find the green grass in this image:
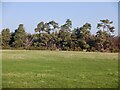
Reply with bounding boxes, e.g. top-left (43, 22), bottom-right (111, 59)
top-left (2, 50), bottom-right (118, 88)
